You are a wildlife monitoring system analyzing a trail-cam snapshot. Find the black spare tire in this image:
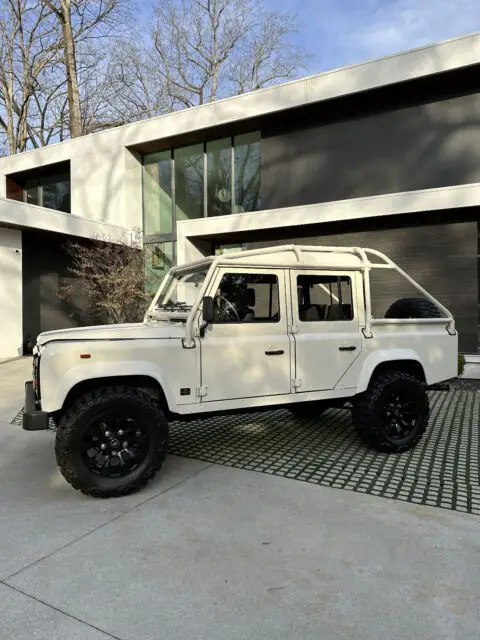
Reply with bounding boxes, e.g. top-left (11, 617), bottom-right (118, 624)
top-left (384, 297), bottom-right (441, 319)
